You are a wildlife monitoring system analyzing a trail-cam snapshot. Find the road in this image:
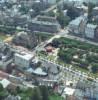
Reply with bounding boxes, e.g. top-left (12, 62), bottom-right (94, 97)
top-left (39, 56), bottom-right (98, 83)
top-left (41, 0), bottom-right (64, 13)
top-left (45, 28), bottom-right (98, 46)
